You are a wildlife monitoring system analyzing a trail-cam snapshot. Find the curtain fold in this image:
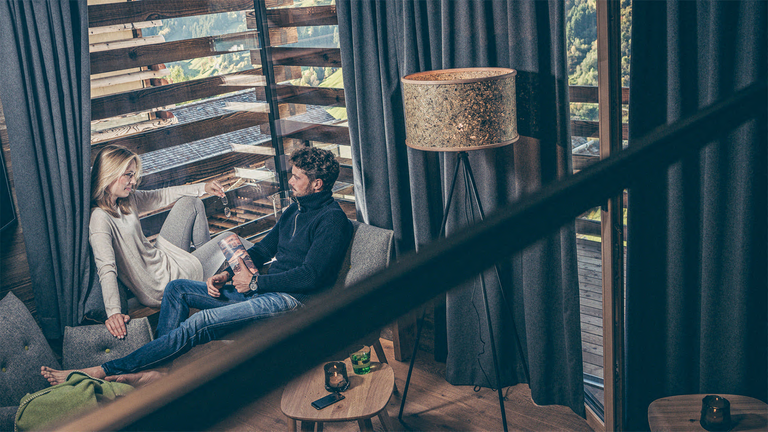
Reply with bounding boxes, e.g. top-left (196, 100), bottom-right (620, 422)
top-left (0, 0), bottom-right (92, 338)
top-left (339, 0), bottom-right (584, 416)
top-left (626, 1), bottom-right (767, 430)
